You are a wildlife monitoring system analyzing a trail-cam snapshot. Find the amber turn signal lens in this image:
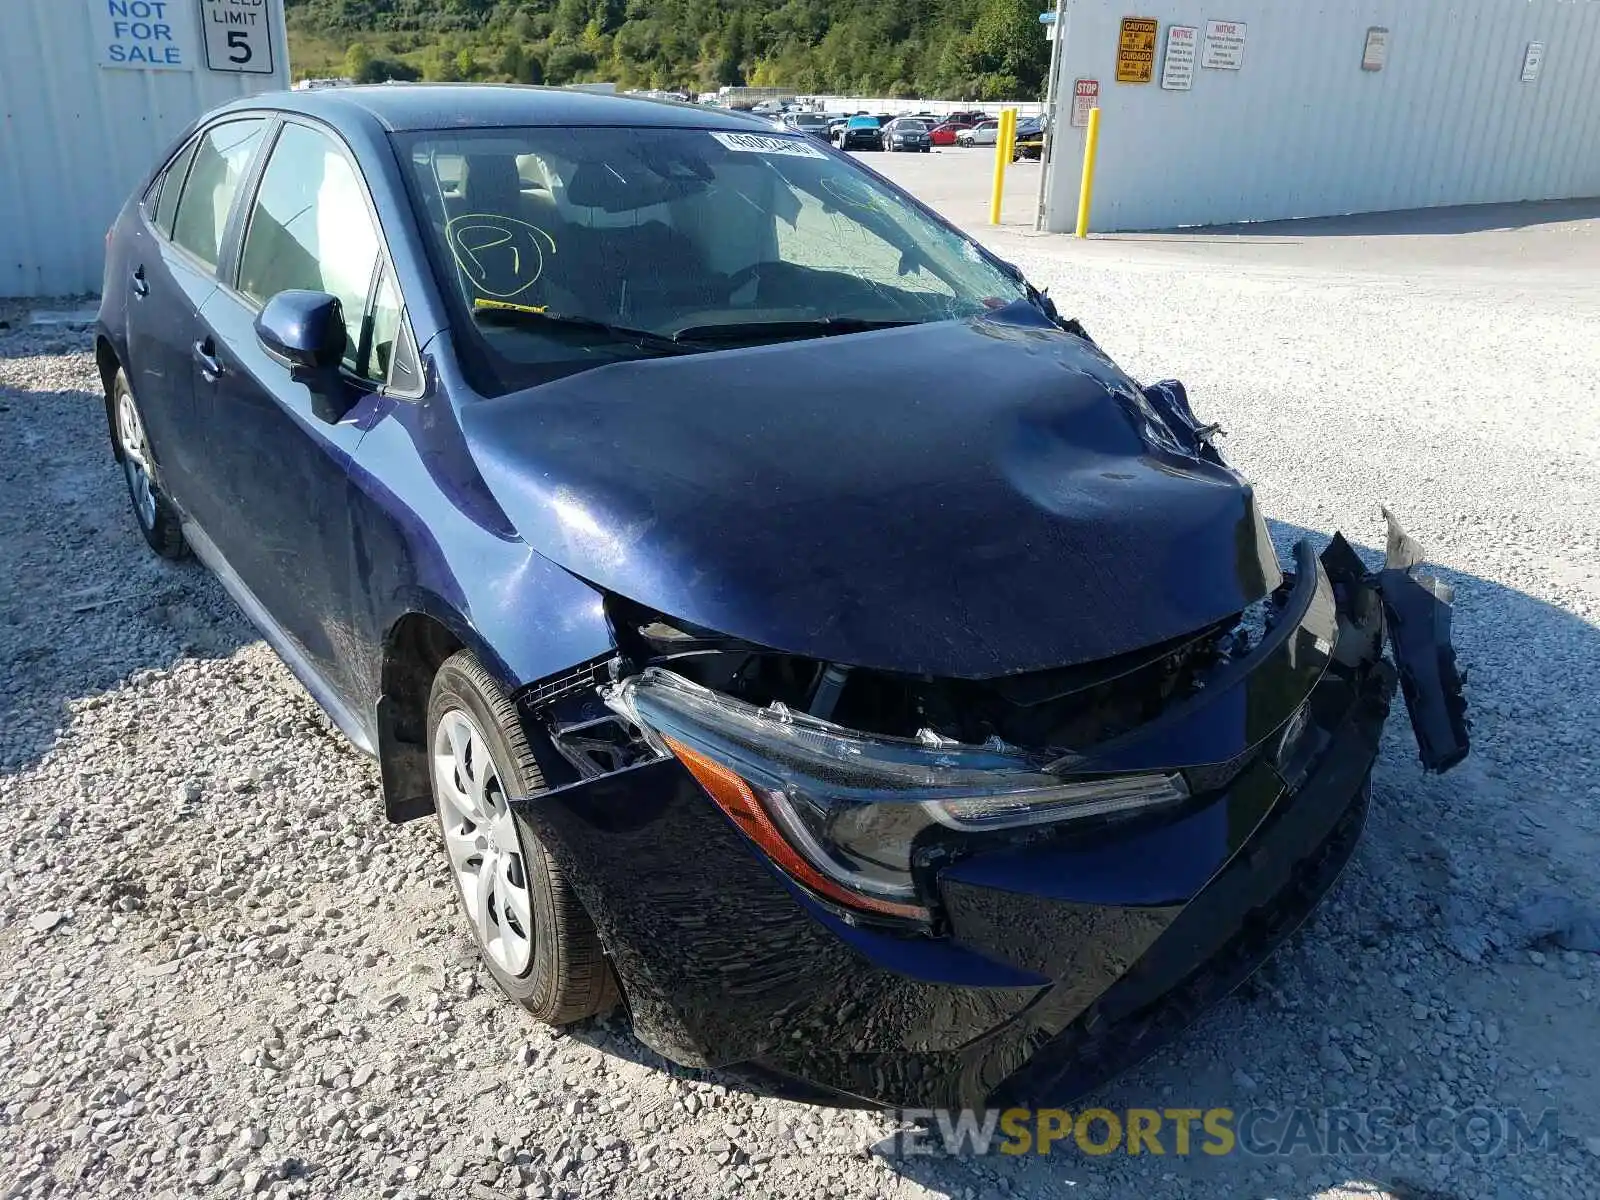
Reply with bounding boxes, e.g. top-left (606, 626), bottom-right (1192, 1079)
top-left (663, 736), bottom-right (928, 920)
